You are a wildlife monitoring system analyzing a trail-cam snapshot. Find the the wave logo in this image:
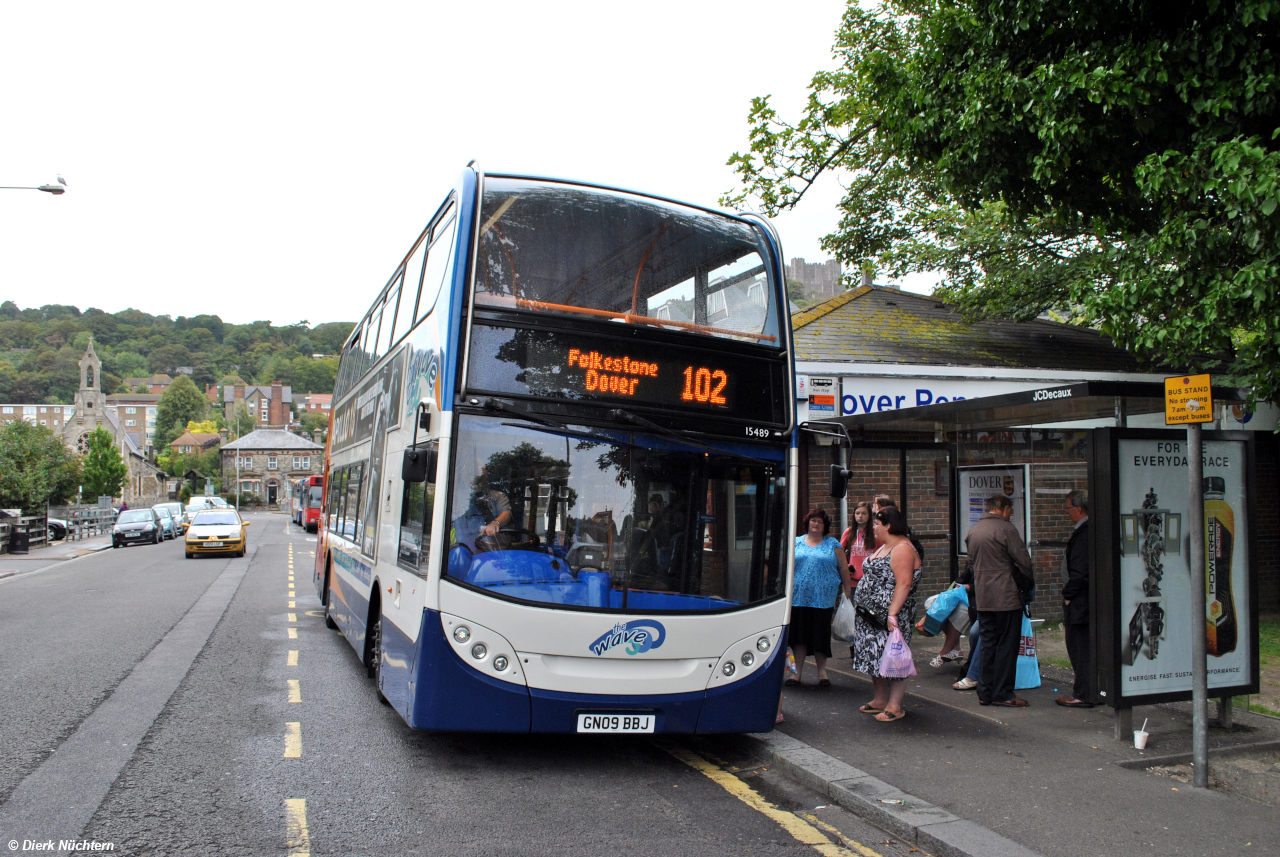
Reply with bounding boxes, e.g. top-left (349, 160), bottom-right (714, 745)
top-left (589, 620), bottom-right (666, 657)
